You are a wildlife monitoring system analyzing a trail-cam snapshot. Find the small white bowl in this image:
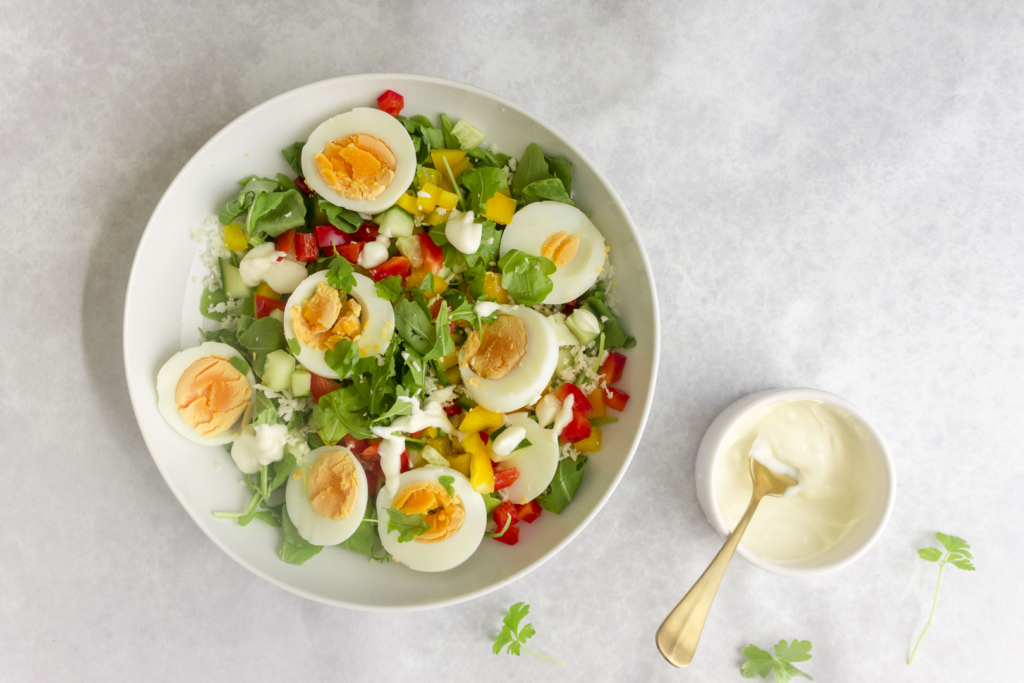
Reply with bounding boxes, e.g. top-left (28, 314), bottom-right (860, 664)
top-left (694, 388), bottom-right (896, 576)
